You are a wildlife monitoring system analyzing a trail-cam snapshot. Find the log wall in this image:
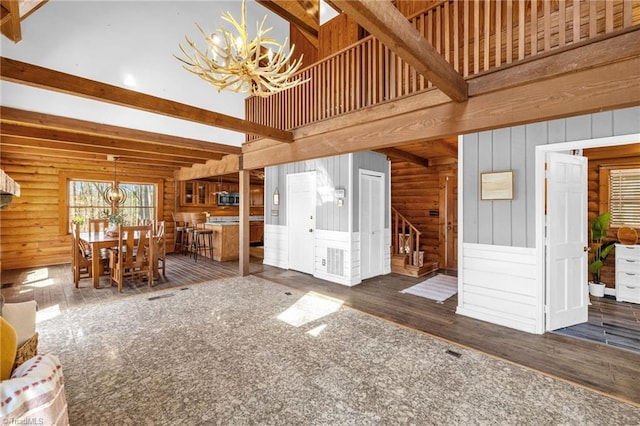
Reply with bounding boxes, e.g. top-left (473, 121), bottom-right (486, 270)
top-left (0, 152), bottom-right (178, 271)
top-left (391, 161), bottom-right (457, 265)
top-left (587, 154), bottom-right (640, 289)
